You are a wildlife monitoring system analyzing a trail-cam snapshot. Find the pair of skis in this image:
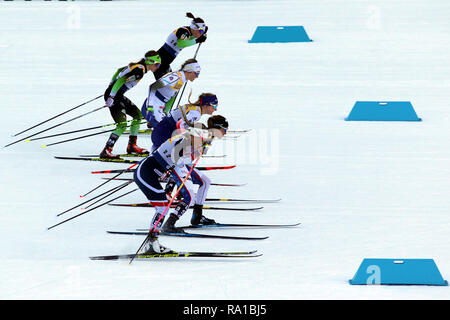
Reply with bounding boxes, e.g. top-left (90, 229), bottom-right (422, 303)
top-left (80, 153), bottom-right (226, 159)
top-left (105, 198), bottom-right (296, 240)
top-left (121, 128), bottom-right (252, 136)
top-left (90, 250), bottom-right (260, 260)
top-left (55, 155), bottom-right (237, 172)
top-left (107, 222), bottom-right (300, 240)
top-left (109, 196), bottom-right (281, 211)
top-left (110, 202), bottom-right (264, 212)
top-left (91, 222), bottom-right (300, 260)
top-left (107, 230), bottom-right (269, 241)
